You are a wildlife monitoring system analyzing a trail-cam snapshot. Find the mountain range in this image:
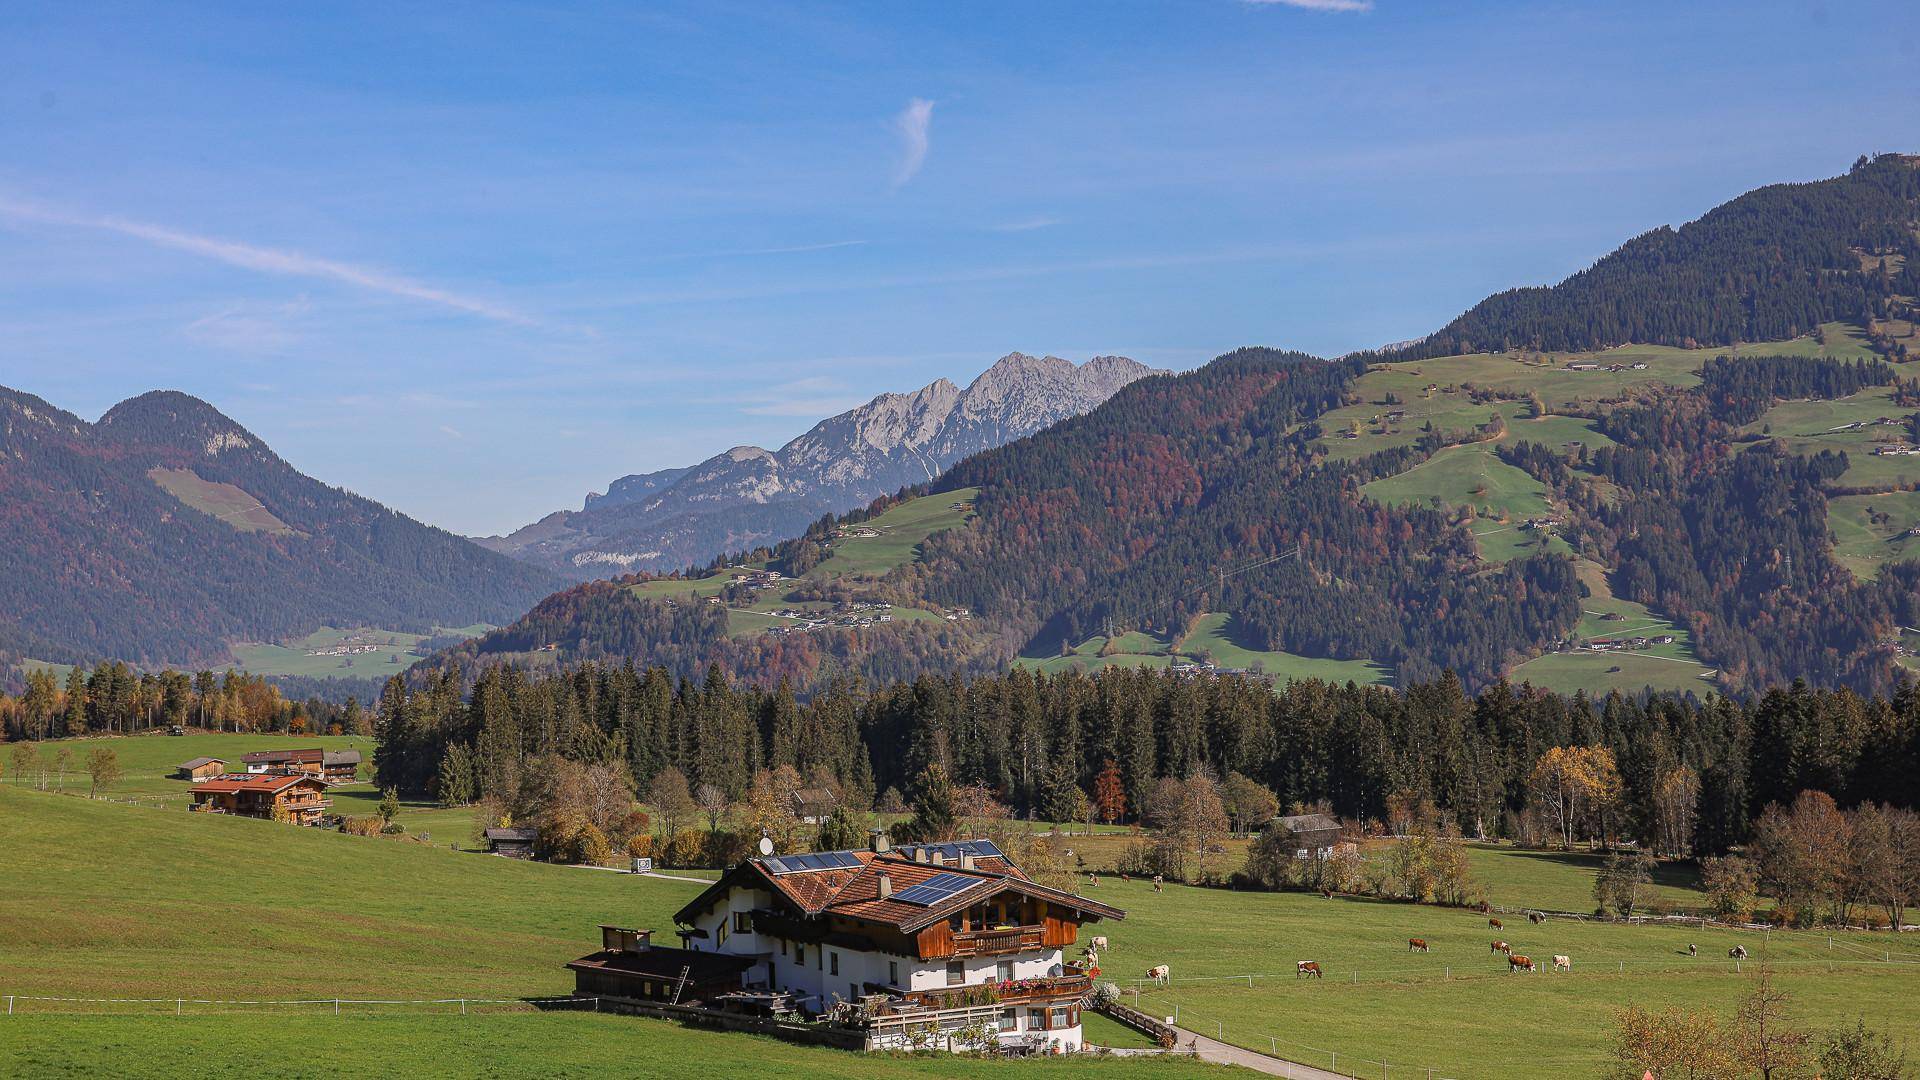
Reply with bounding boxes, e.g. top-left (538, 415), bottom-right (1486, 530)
top-left (0, 388), bottom-right (564, 669)
top-left (426, 153), bottom-right (1920, 700)
top-left (477, 352), bottom-right (1158, 578)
